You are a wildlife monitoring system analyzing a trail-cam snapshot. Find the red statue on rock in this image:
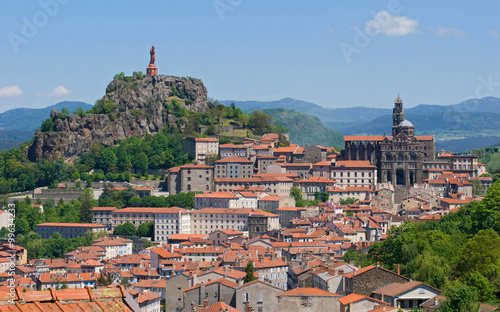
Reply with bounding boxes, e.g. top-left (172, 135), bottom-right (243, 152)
top-left (150, 46), bottom-right (155, 65)
top-left (147, 45), bottom-right (158, 76)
